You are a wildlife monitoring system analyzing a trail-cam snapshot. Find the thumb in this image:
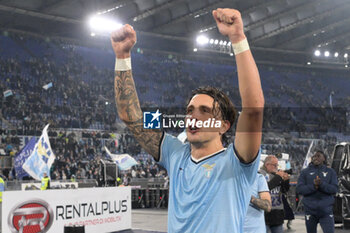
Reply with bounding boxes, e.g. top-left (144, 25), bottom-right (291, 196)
top-left (125, 24), bottom-right (133, 35)
top-left (212, 10), bottom-right (220, 23)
